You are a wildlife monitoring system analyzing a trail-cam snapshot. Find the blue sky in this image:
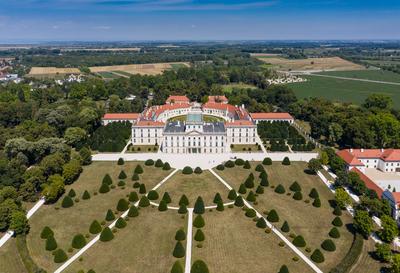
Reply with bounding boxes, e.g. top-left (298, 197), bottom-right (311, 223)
top-left (1, 0), bottom-right (400, 42)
